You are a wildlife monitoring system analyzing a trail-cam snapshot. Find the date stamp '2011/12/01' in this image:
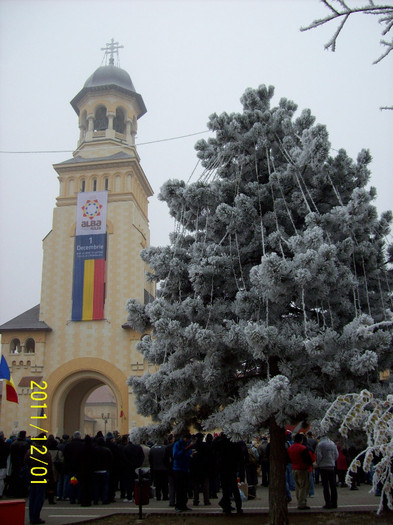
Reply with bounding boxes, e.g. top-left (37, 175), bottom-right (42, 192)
top-left (29, 380), bottom-right (49, 484)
